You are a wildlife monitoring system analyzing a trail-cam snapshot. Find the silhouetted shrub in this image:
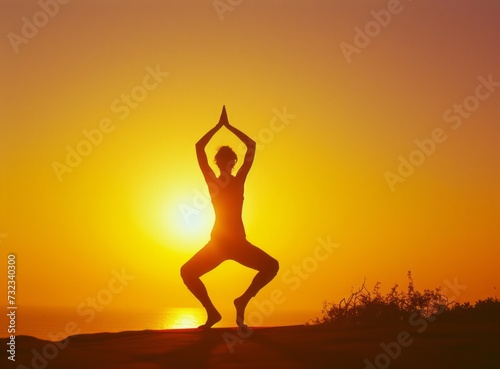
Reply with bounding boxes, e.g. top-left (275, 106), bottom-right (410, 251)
top-left (311, 272), bottom-right (499, 326)
top-left (442, 296), bottom-right (500, 322)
